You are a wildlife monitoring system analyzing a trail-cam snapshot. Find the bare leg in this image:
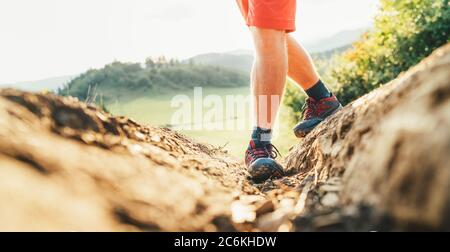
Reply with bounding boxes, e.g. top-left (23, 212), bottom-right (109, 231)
top-left (287, 35), bottom-right (320, 90)
top-left (250, 27), bottom-right (288, 129)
